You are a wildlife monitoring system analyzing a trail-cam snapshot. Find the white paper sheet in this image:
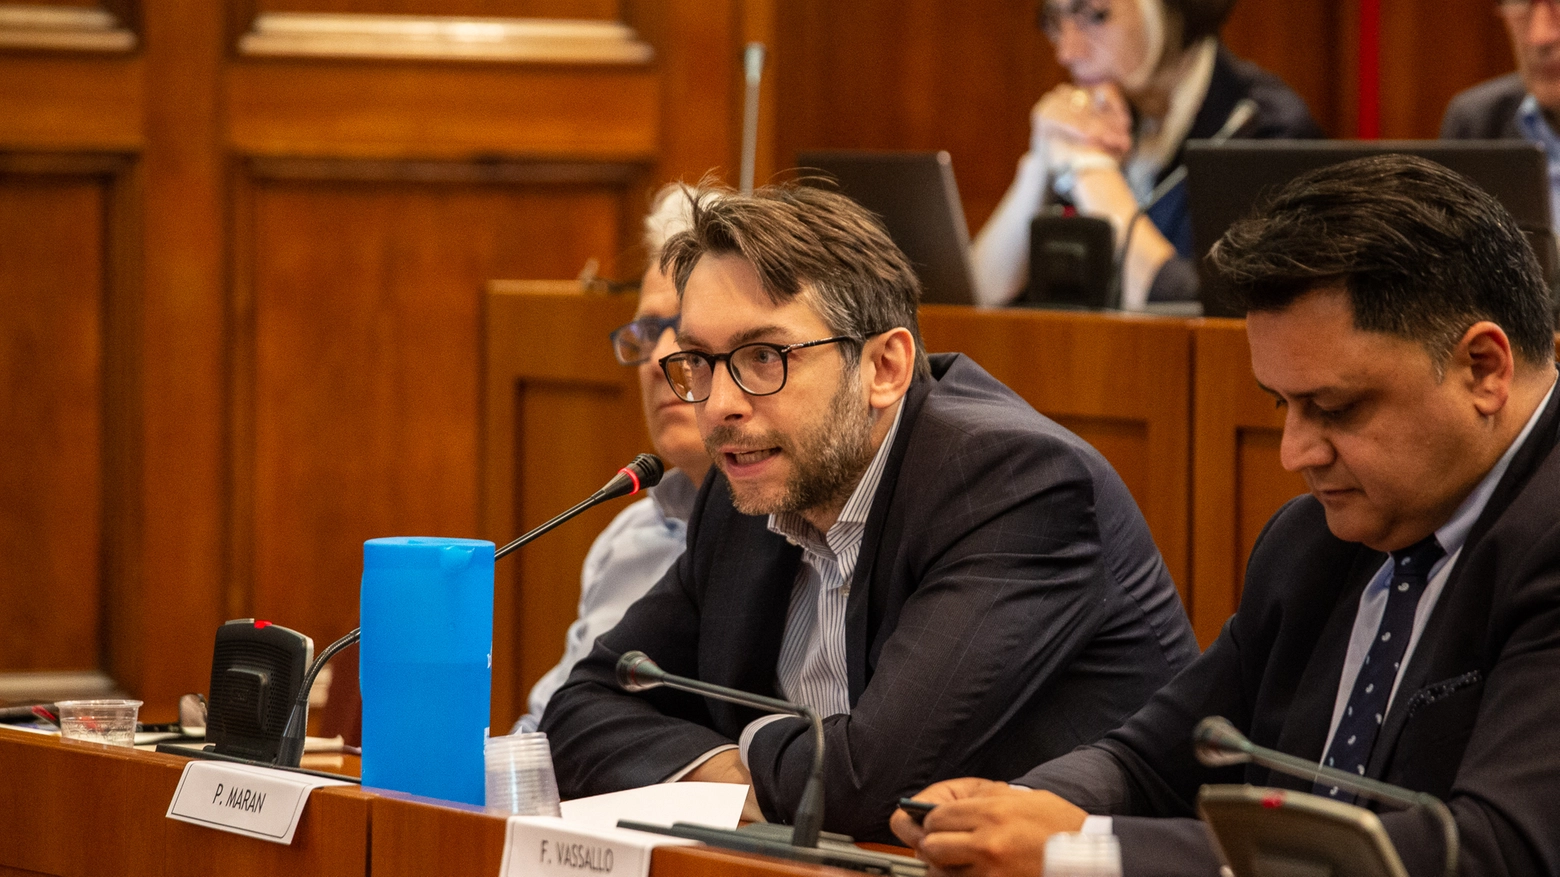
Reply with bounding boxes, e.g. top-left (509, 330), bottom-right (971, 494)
top-left (558, 782), bottom-right (749, 831)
